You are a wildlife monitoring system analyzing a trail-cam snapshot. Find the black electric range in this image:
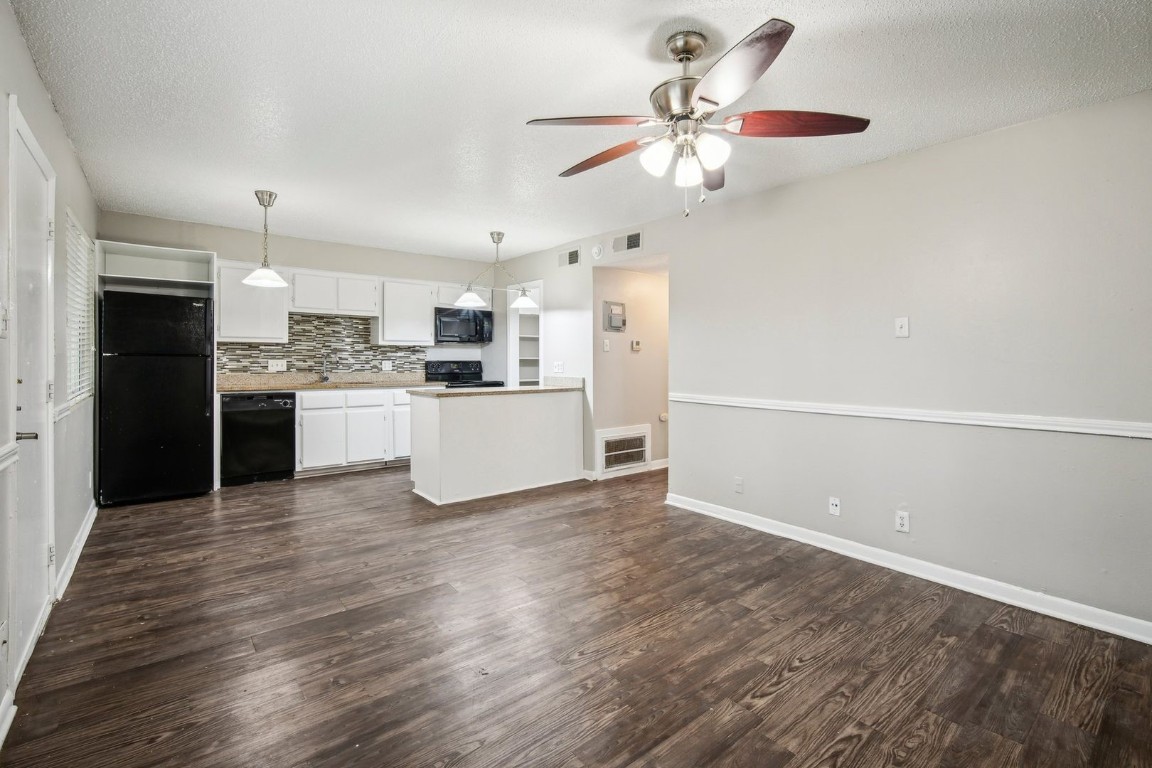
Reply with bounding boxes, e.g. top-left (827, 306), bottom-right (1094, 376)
top-left (425, 360), bottom-right (504, 388)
